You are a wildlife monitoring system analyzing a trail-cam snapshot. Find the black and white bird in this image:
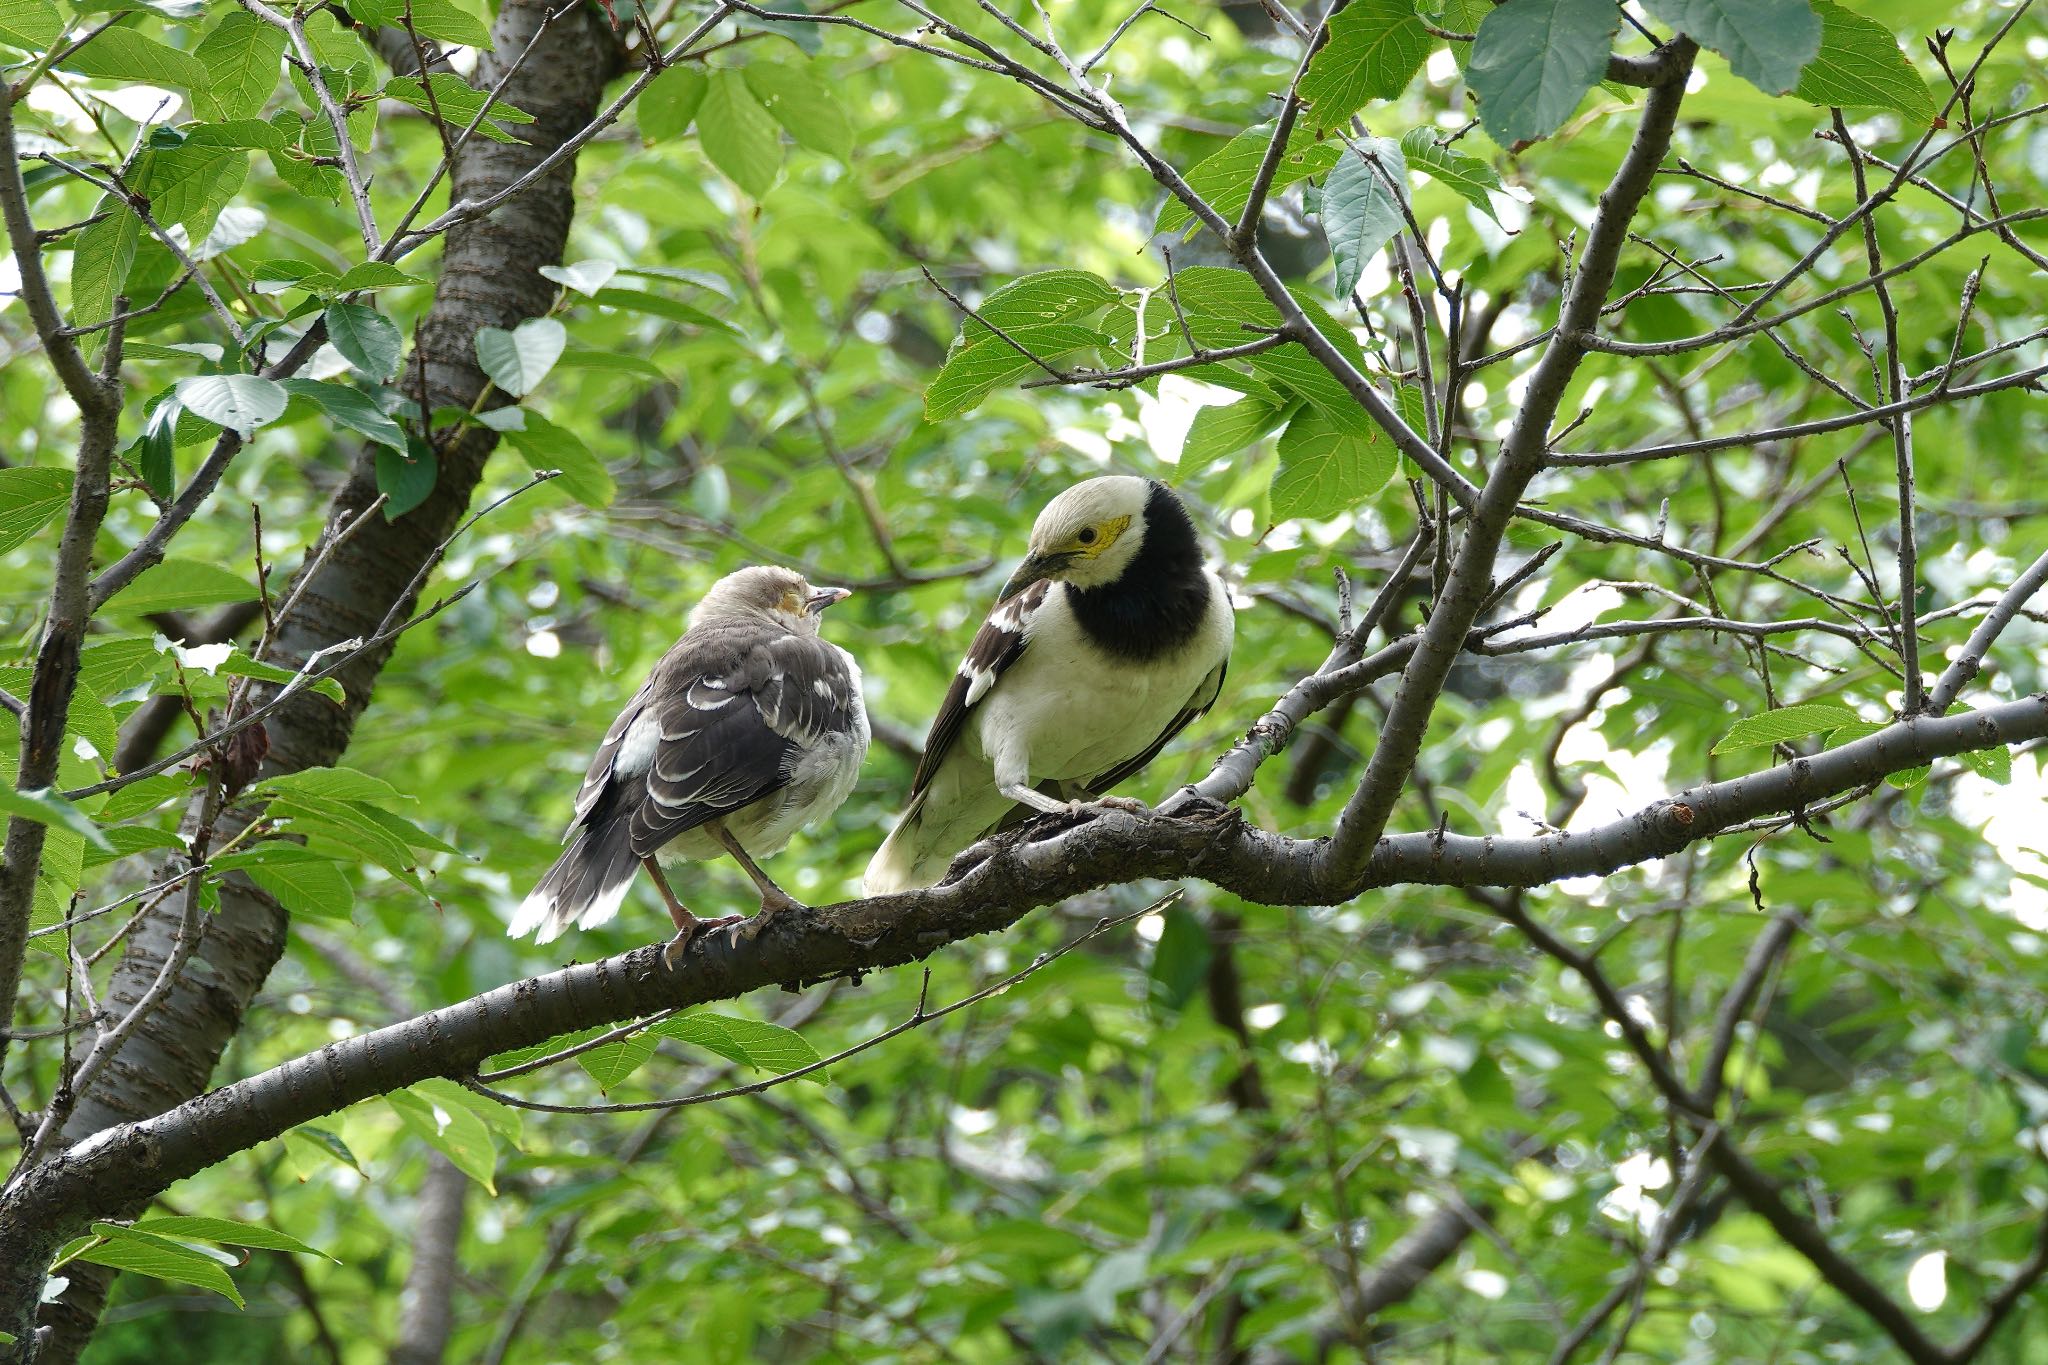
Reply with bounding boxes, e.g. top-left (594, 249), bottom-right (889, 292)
top-left (511, 566), bottom-right (869, 962)
top-left (864, 475), bottom-right (1233, 894)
